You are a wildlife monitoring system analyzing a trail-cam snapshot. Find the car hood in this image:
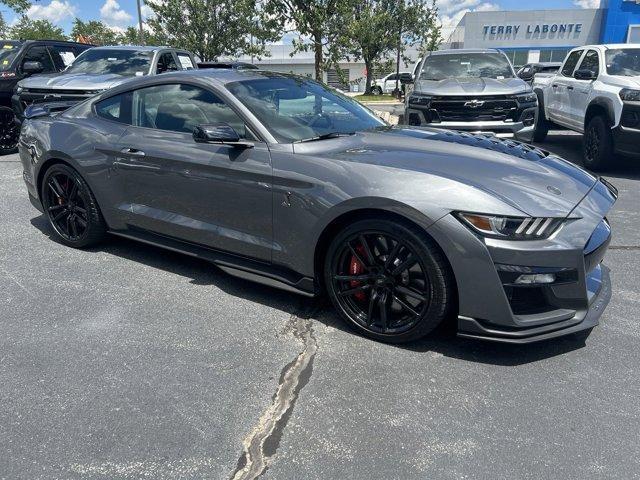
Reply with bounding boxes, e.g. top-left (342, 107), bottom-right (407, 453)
top-left (414, 77), bottom-right (530, 95)
top-left (19, 72), bottom-right (135, 90)
top-left (294, 128), bottom-right (598, 218)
